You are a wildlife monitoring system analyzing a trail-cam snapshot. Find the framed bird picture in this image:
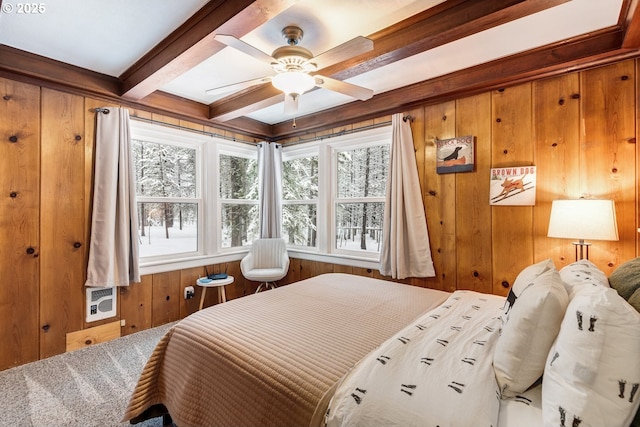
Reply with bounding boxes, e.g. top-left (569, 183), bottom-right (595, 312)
top-left (436, 135), bottom-right (474, 174)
